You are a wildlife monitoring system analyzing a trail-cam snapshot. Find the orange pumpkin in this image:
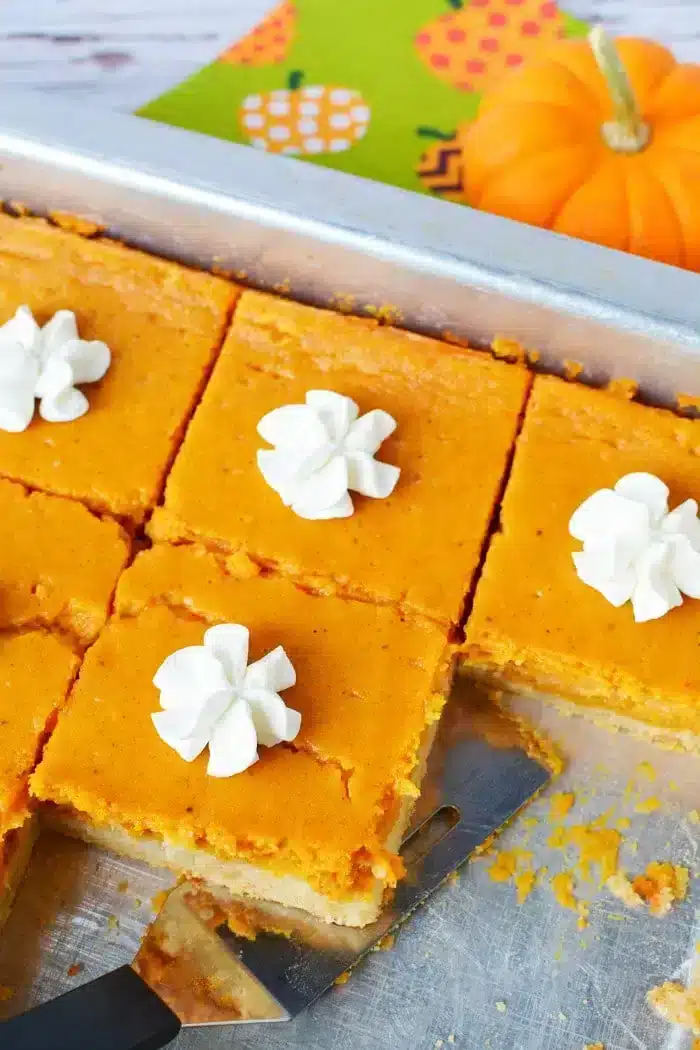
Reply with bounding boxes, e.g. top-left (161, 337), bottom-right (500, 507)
top-left (461, 30), bottom-right (700, 271)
